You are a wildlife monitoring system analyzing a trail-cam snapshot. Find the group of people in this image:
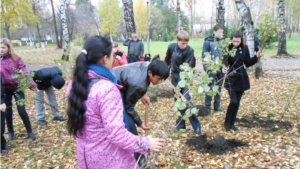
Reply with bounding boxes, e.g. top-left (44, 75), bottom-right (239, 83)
top-left (1, 38), bottom-right (67, 156)
top-left (1, 24), bottom-right (261, 168)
